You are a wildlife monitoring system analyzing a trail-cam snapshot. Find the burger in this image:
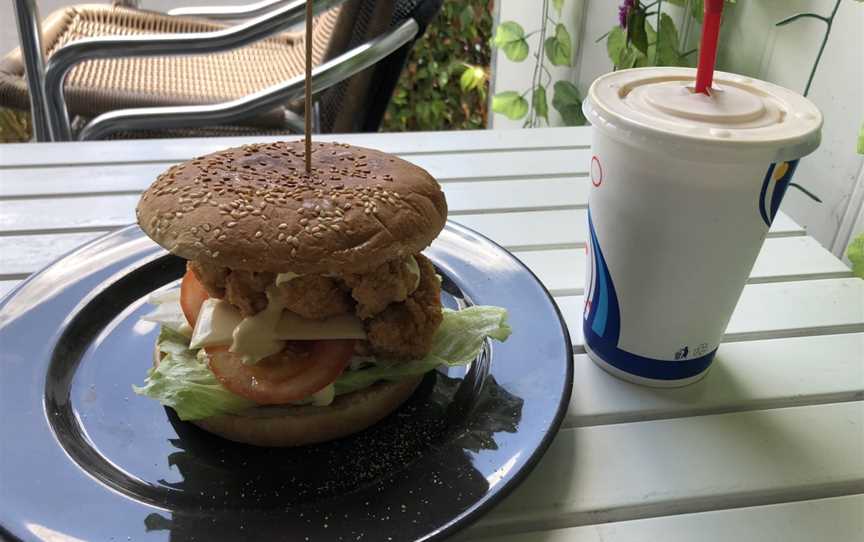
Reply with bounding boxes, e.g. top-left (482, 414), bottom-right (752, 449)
top-left (133, 141), bottom-right (510, 447)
